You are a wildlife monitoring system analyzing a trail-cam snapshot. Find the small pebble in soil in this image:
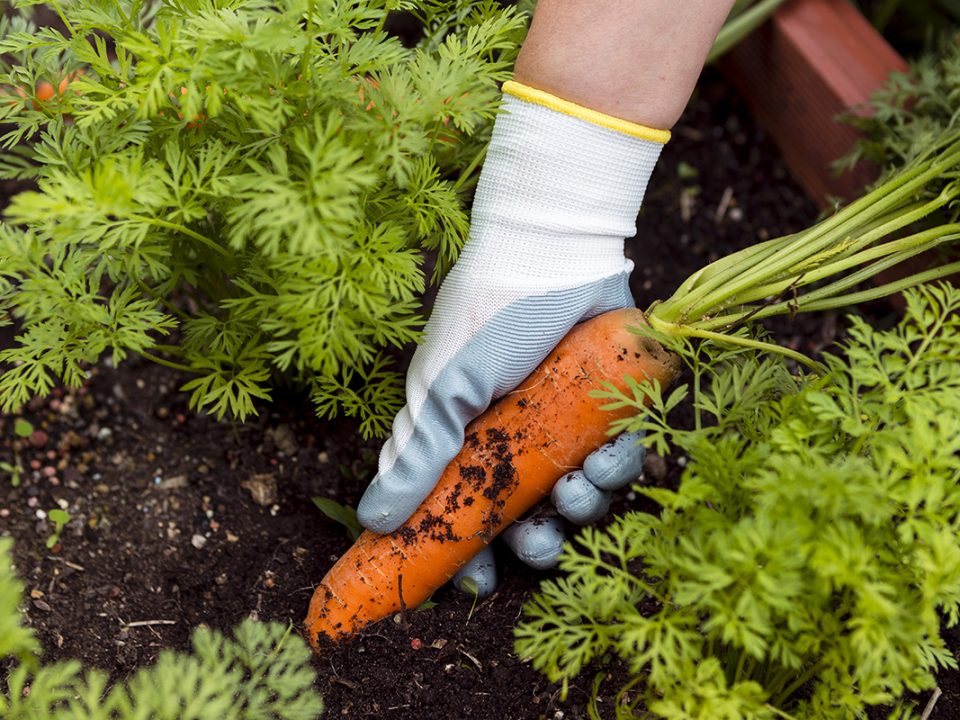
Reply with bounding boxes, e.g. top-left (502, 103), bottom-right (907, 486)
top-left (190, 534), bottom-right (207, 549)
top-left (410, 638), bottom-right (422, 650)
top-left (267, 424), bottom-right (298, 456)
top-left (156, 475), bottom-right (188, 491)
top-left (241, 473), bottom-right (277, 507)
top-left (29, 430), bottom-right (49, 448)
top-left (643, 452), bottom-right (668, 482)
